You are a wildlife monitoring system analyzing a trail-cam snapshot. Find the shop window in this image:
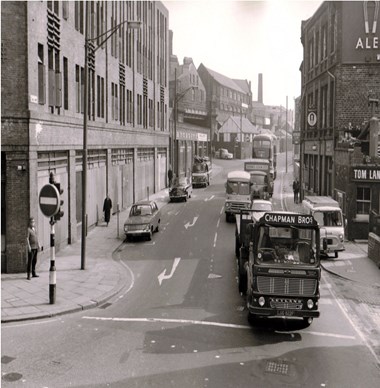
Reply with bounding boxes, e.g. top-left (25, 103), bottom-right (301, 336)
top-left (356, 186), bottom-right (371, 221)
